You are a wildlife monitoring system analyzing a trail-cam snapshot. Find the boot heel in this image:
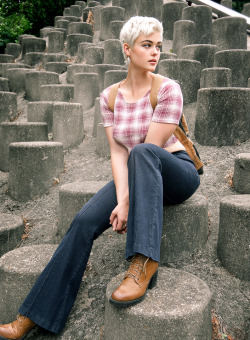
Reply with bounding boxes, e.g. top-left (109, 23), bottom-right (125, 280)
top-left (148, 270), bottom-right (158, 290)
